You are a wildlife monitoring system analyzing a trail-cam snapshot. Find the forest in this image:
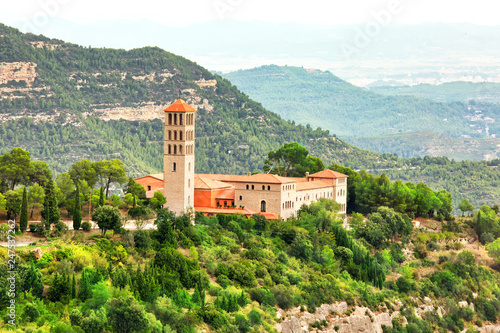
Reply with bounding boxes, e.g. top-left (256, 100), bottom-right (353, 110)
top-left (1, 148), bottom-right (500, 332)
